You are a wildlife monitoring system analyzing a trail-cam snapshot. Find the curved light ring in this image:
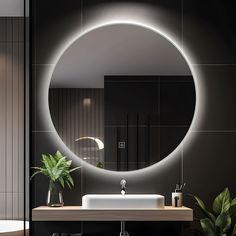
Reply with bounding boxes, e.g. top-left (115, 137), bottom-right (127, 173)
top-left (45, 20), bottom-right (201, 176)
